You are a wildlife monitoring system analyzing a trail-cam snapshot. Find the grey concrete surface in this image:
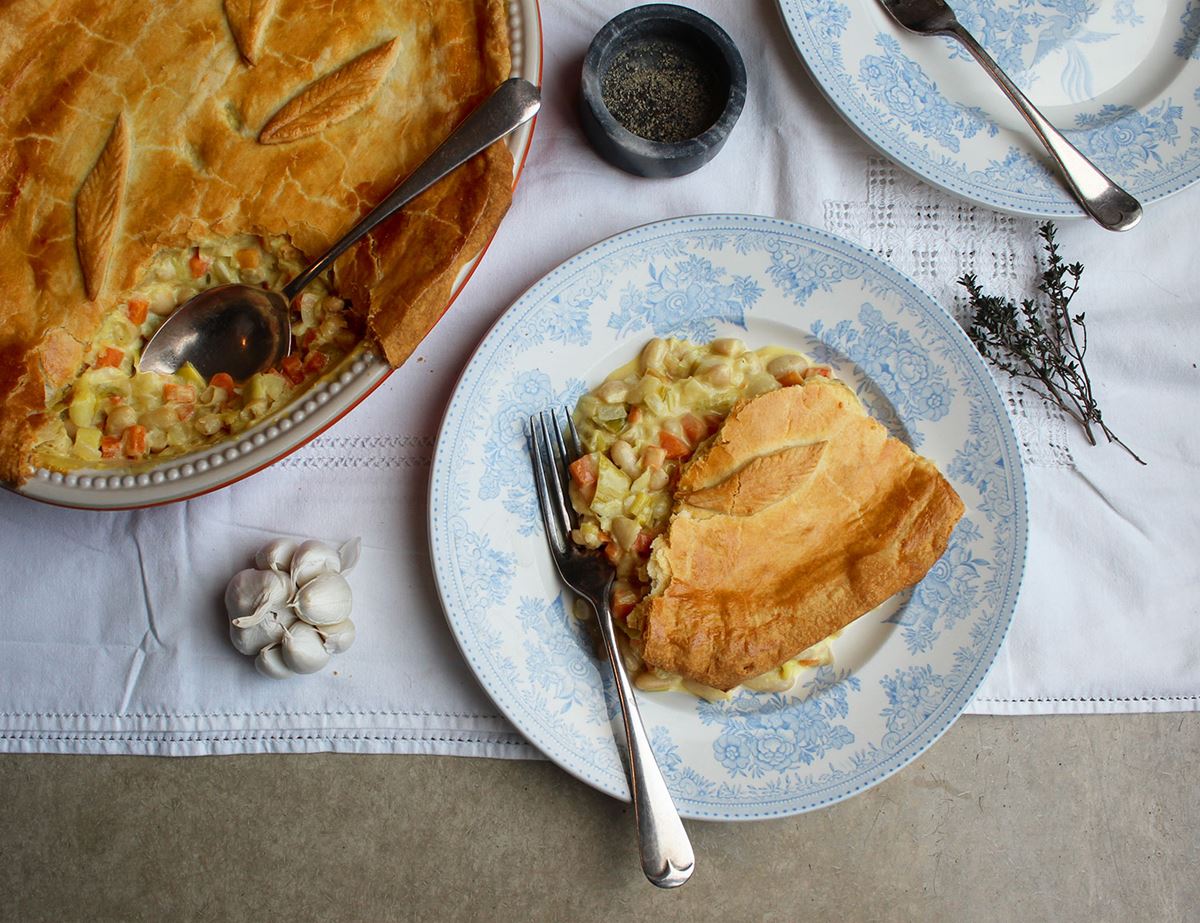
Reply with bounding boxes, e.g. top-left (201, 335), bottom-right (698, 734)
top-left (1, 714), bottom-right (1196, 922)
